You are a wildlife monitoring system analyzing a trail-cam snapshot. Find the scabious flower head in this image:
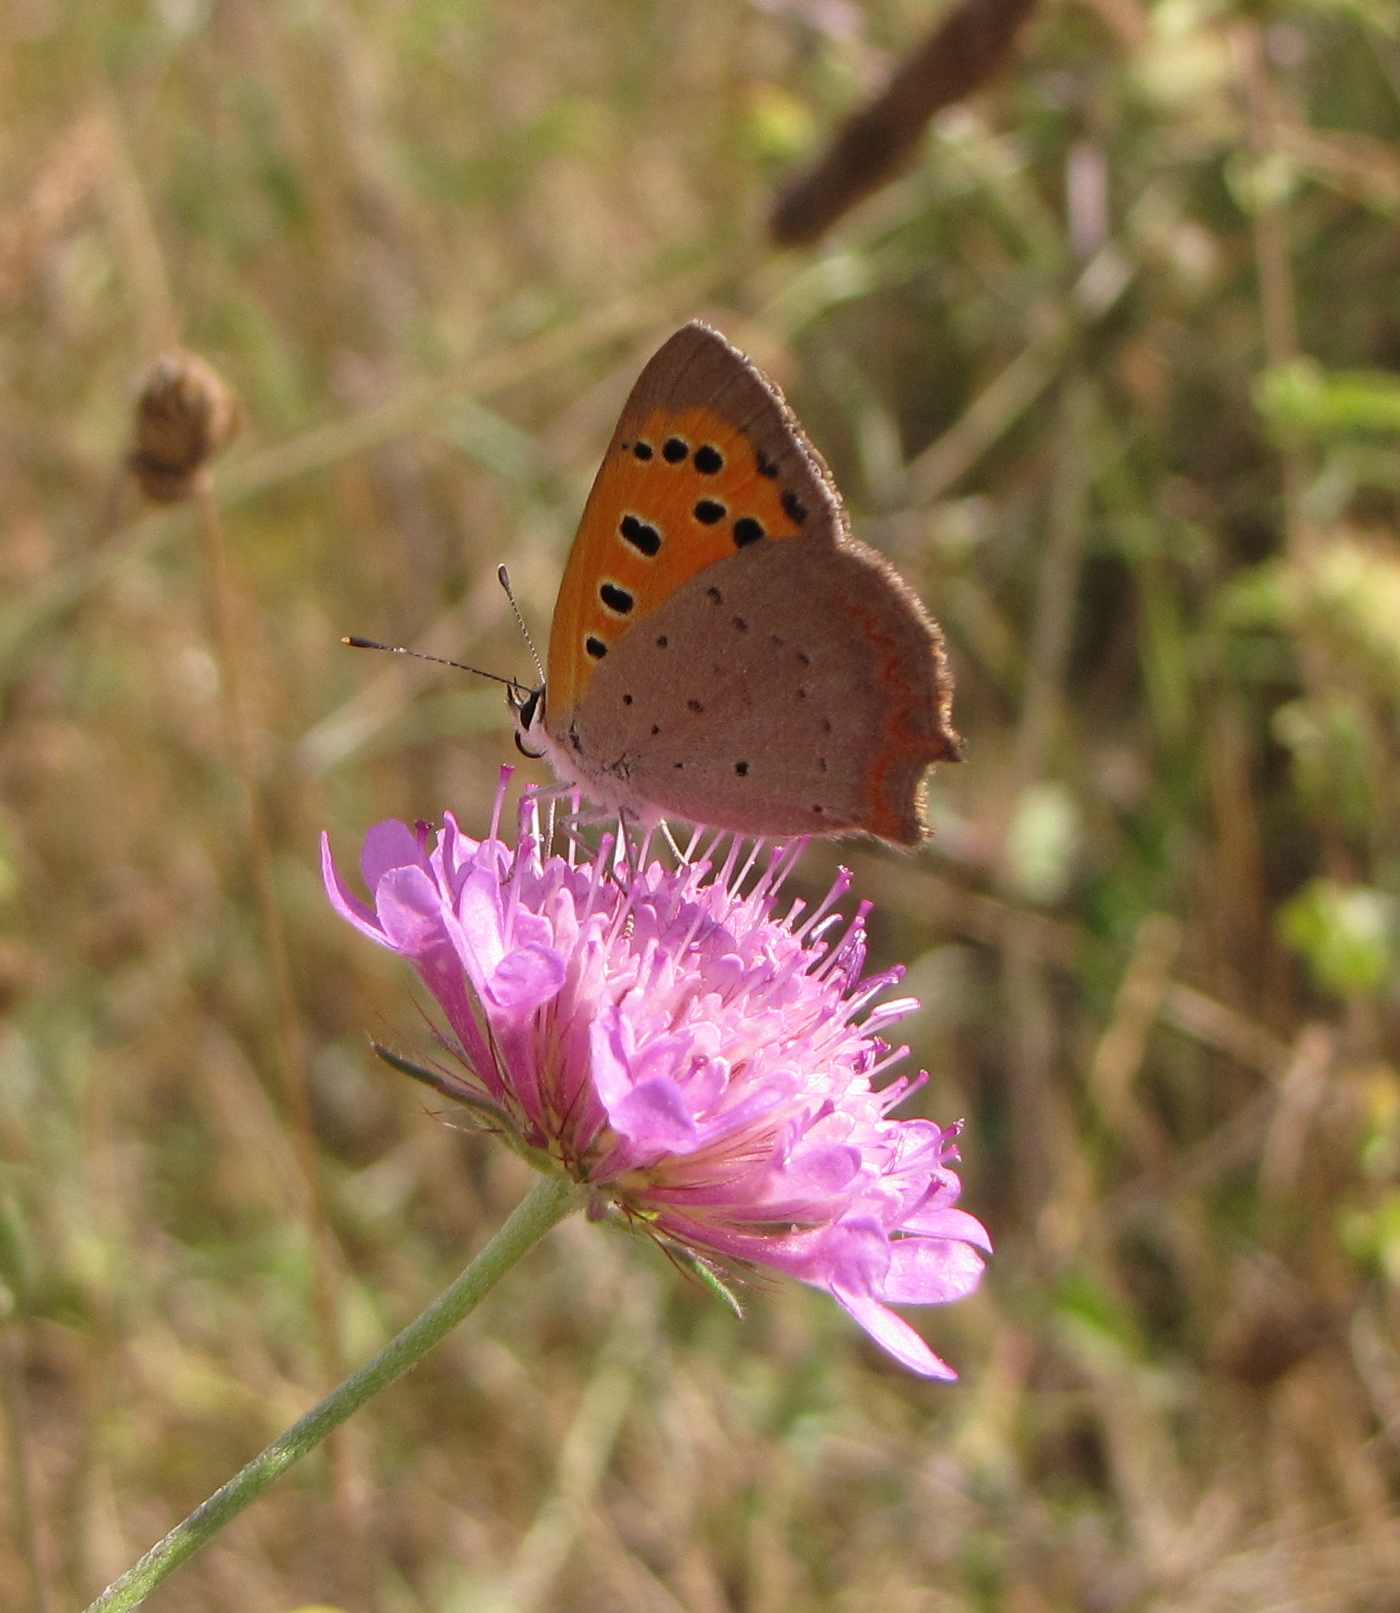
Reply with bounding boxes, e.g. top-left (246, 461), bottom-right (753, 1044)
top-left (323, 769), bottom-right (989, 1378)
